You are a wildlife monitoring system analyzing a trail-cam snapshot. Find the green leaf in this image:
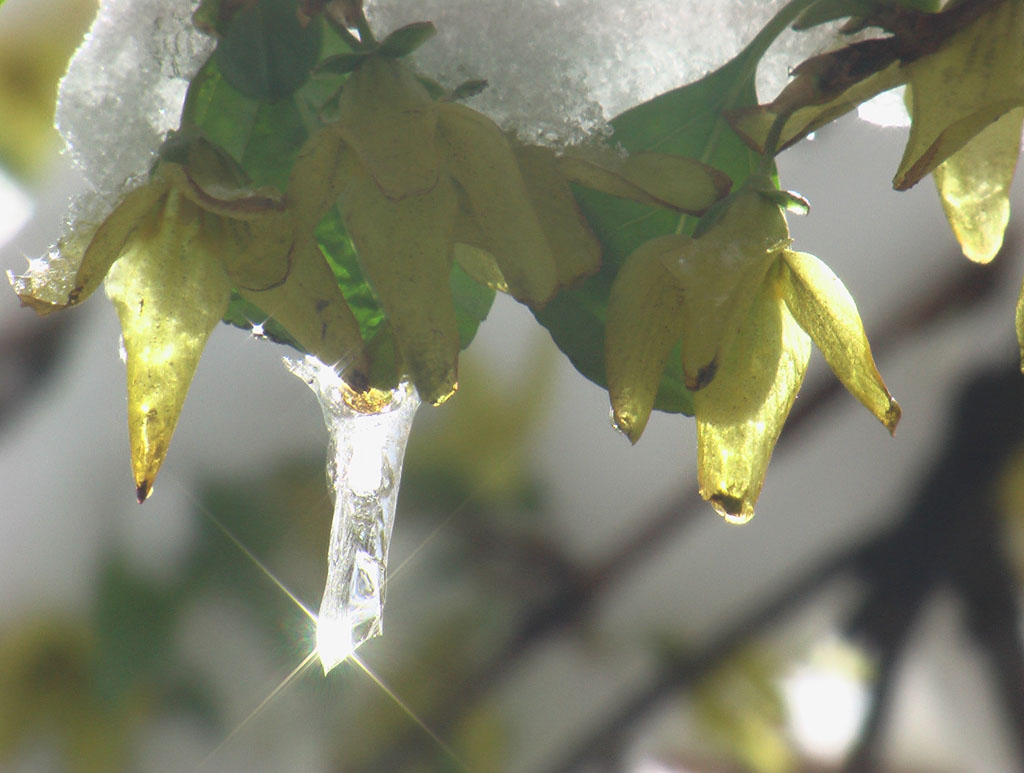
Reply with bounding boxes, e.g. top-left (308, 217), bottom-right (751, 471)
top-left (378, 21), bottom-right (437, 58)
top-left (182, 57), bottom-right (261, 161)
top-left (793, 0), bottom-right (876, 29)
top-left (316, 207), bottom-right (493, 352)
top-left (794, 0), bottom-right (940, 29)
top-left (417, 75), bottom-right (449, 100)
top-left (451, 262), bottom-right (495, 349)
top-left (895, 0), bottom-right (941, 11)
top-left (535, 56), bottom-right (764, 416)
top-left (448, 79), bottom-right (489, 102)
top-left (215, 0), bottom-right (323, 102)
top-left (239, 97), bottom-right (309, 189)
top-left (192, 0), bottom-right (228, 36)
top-left (533, 0), bottom-right (821, 416)
top-left (222, 291), bottom-right (303, 348)
top-left (315, 206), bottom-right (386, 339)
